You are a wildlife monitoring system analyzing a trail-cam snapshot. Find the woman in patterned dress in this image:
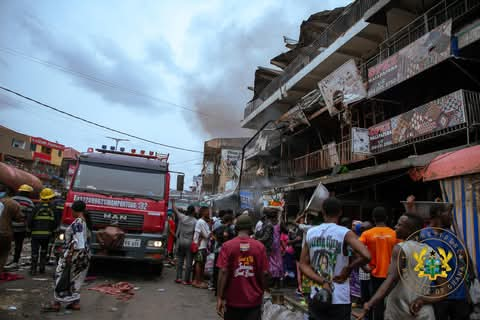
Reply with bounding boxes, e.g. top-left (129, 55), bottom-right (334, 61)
top-left (43, 200), bottom-right (91, 312)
